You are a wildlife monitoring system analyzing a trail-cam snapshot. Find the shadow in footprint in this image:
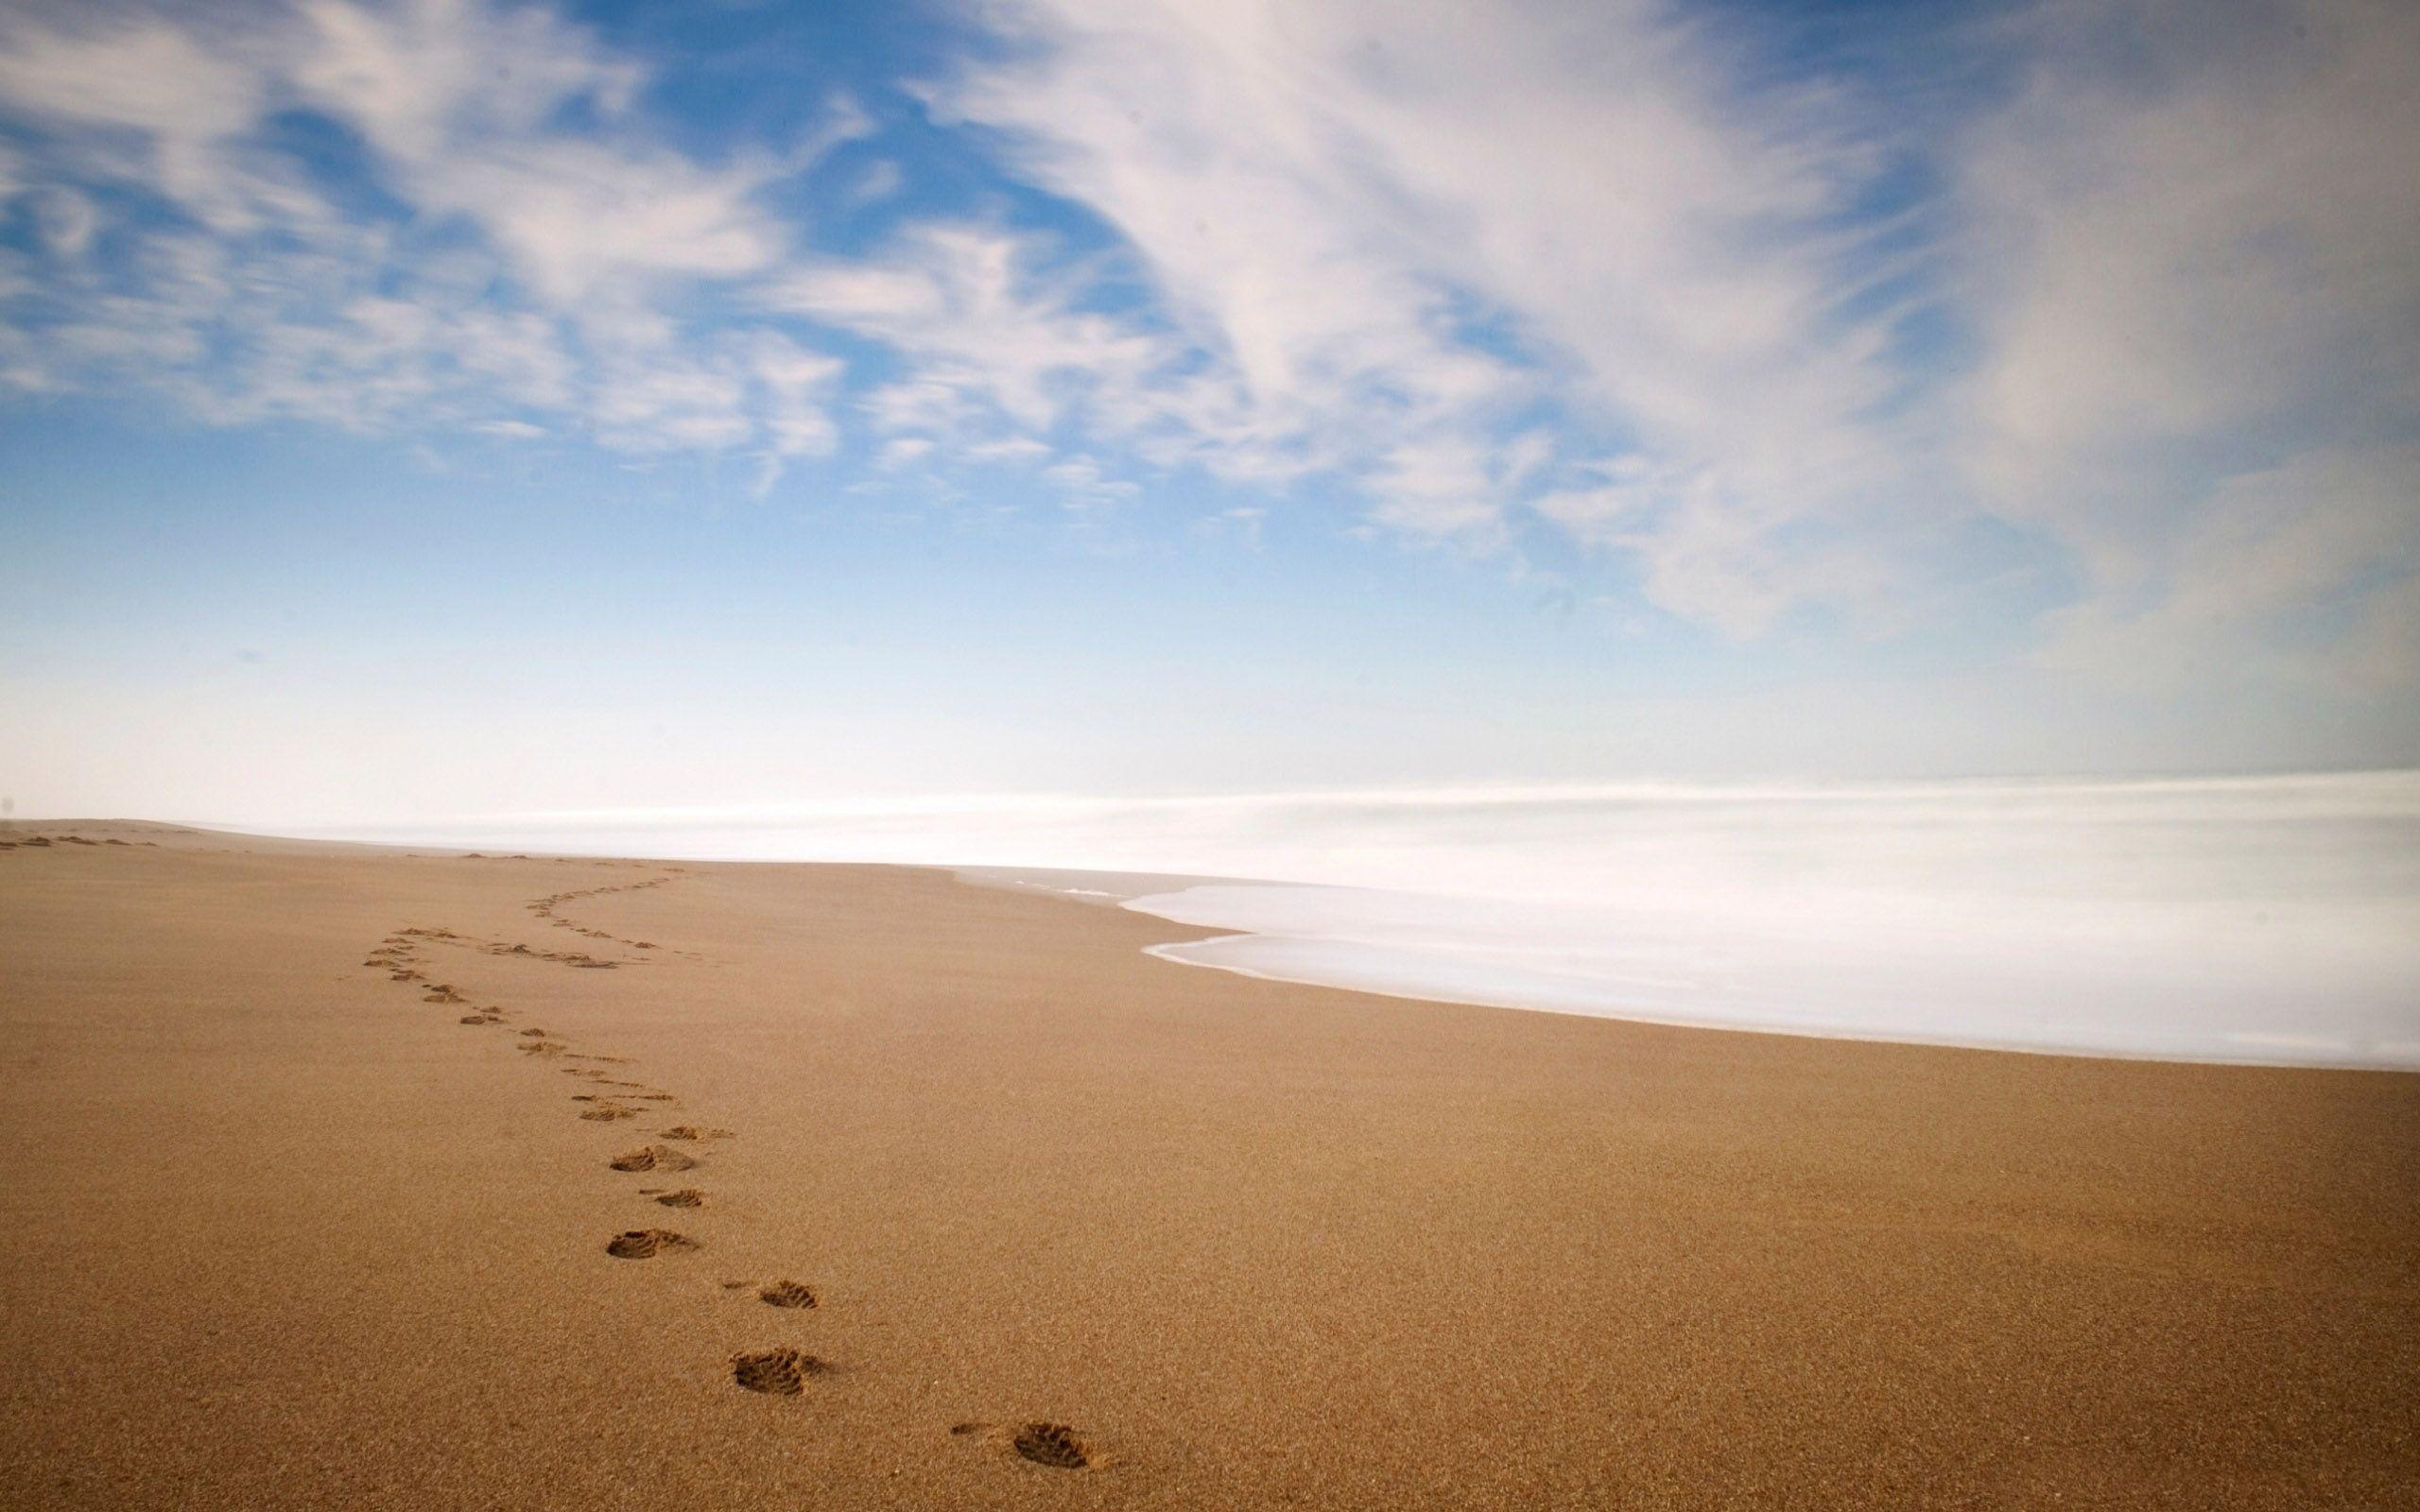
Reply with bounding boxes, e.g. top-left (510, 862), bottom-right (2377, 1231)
top-left (605, 1229), bottom-right (697, 1260)
top-left (732, 1349), bottom-right (826, 1395)
top-left (1012, 1424), bottom-right (1092, 1470)
top-left (608, 1145), bottom-right (698, 1173)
